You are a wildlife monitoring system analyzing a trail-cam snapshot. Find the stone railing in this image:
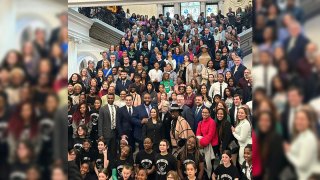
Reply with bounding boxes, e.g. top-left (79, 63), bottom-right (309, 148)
top-left (78, 7), bottom-right (130, 32)
top-left (239, 27), bottom-right (252, 57)
top-left (301, 0), bottom-right (320, 21)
